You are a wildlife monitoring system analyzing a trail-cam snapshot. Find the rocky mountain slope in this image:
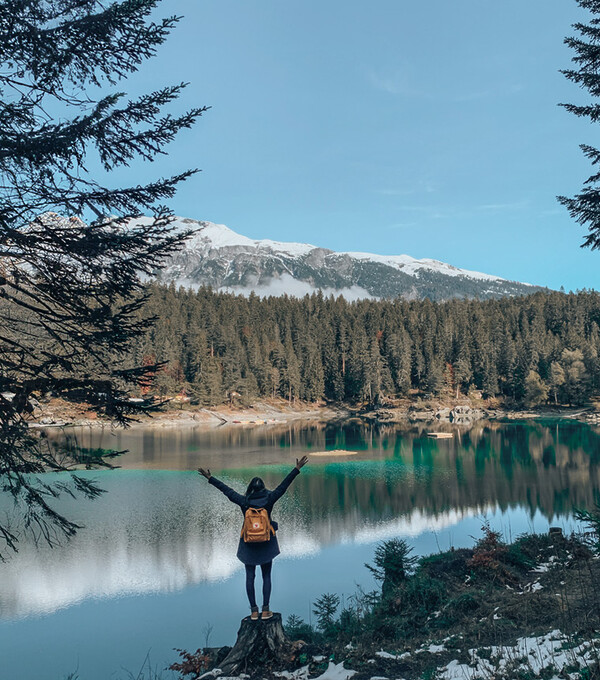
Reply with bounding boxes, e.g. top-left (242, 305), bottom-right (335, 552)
top-left (145, 217), bottom-right (544, 301)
